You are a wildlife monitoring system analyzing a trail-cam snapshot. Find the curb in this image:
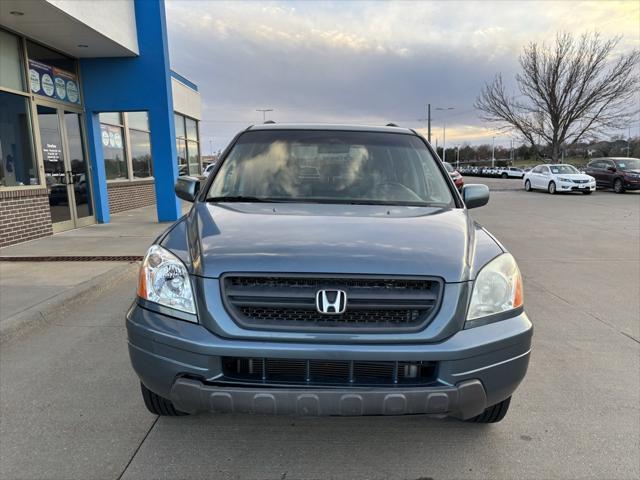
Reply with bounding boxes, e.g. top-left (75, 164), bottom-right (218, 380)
top-left (0, 262), bottom-right (139, 341)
